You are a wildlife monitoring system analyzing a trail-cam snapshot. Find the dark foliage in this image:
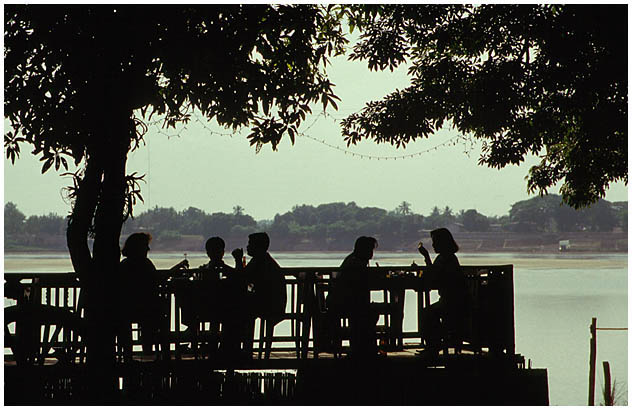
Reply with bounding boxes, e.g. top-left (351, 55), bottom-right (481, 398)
top-left (339, 4), bottom-right (627, 209)
top-left (4, 4), bottom-right (347, 276)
